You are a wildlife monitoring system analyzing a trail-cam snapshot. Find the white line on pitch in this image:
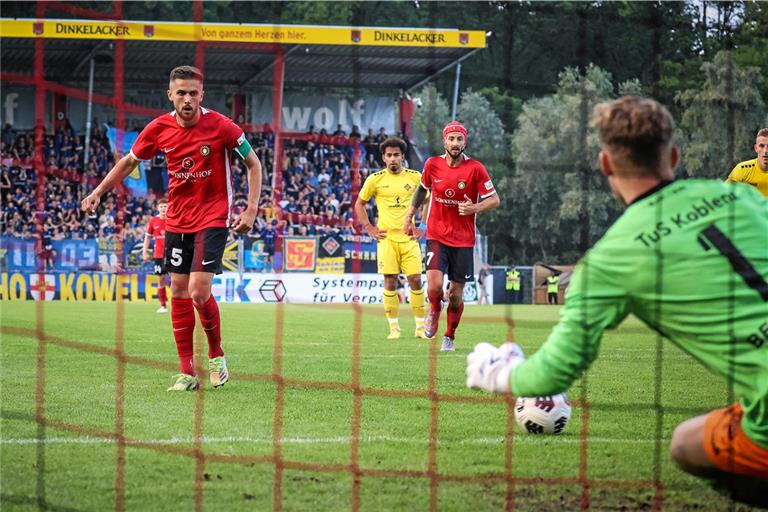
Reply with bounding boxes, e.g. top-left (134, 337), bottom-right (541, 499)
top-left (1, 434), bottom-right (668, 446)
